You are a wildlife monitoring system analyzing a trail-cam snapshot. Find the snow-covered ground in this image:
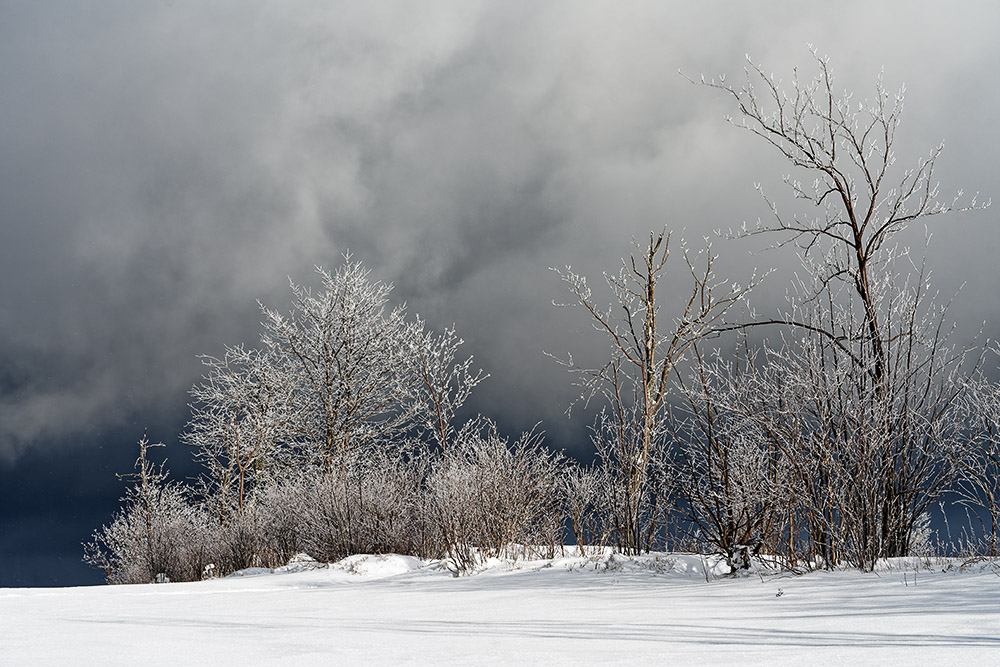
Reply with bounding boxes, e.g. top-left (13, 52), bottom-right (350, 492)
top-left (2, 552), bottom-right (998, 666)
